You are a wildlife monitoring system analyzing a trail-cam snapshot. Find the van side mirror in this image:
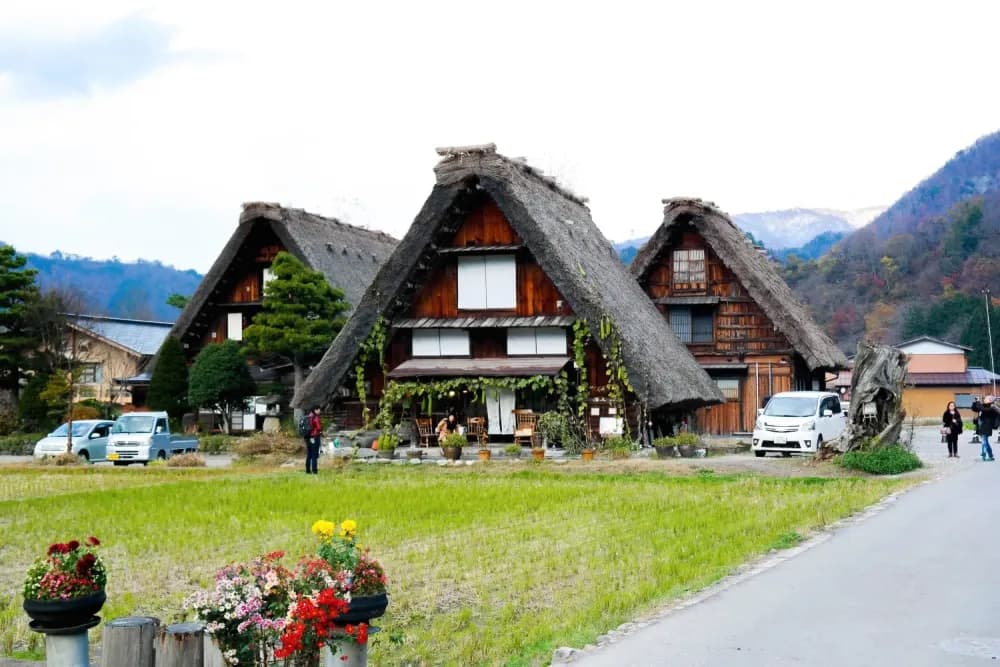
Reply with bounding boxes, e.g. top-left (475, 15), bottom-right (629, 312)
top-left (156, 426), bottom-right (165, 434)
top-left (822, 409), bottom-right (833, 417)
top-left (757, 408), bottom-right (764, 416)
